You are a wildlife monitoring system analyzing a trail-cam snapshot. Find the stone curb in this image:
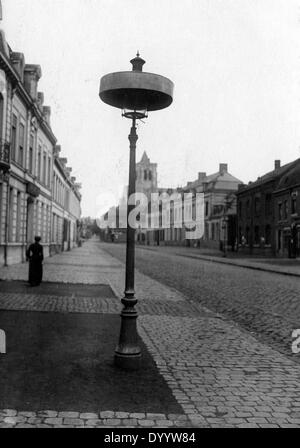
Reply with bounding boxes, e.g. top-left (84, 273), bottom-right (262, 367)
top-left (173, 252), bottom-right (300, 278)
top-left (0, 410), bottom-right (190, 428)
